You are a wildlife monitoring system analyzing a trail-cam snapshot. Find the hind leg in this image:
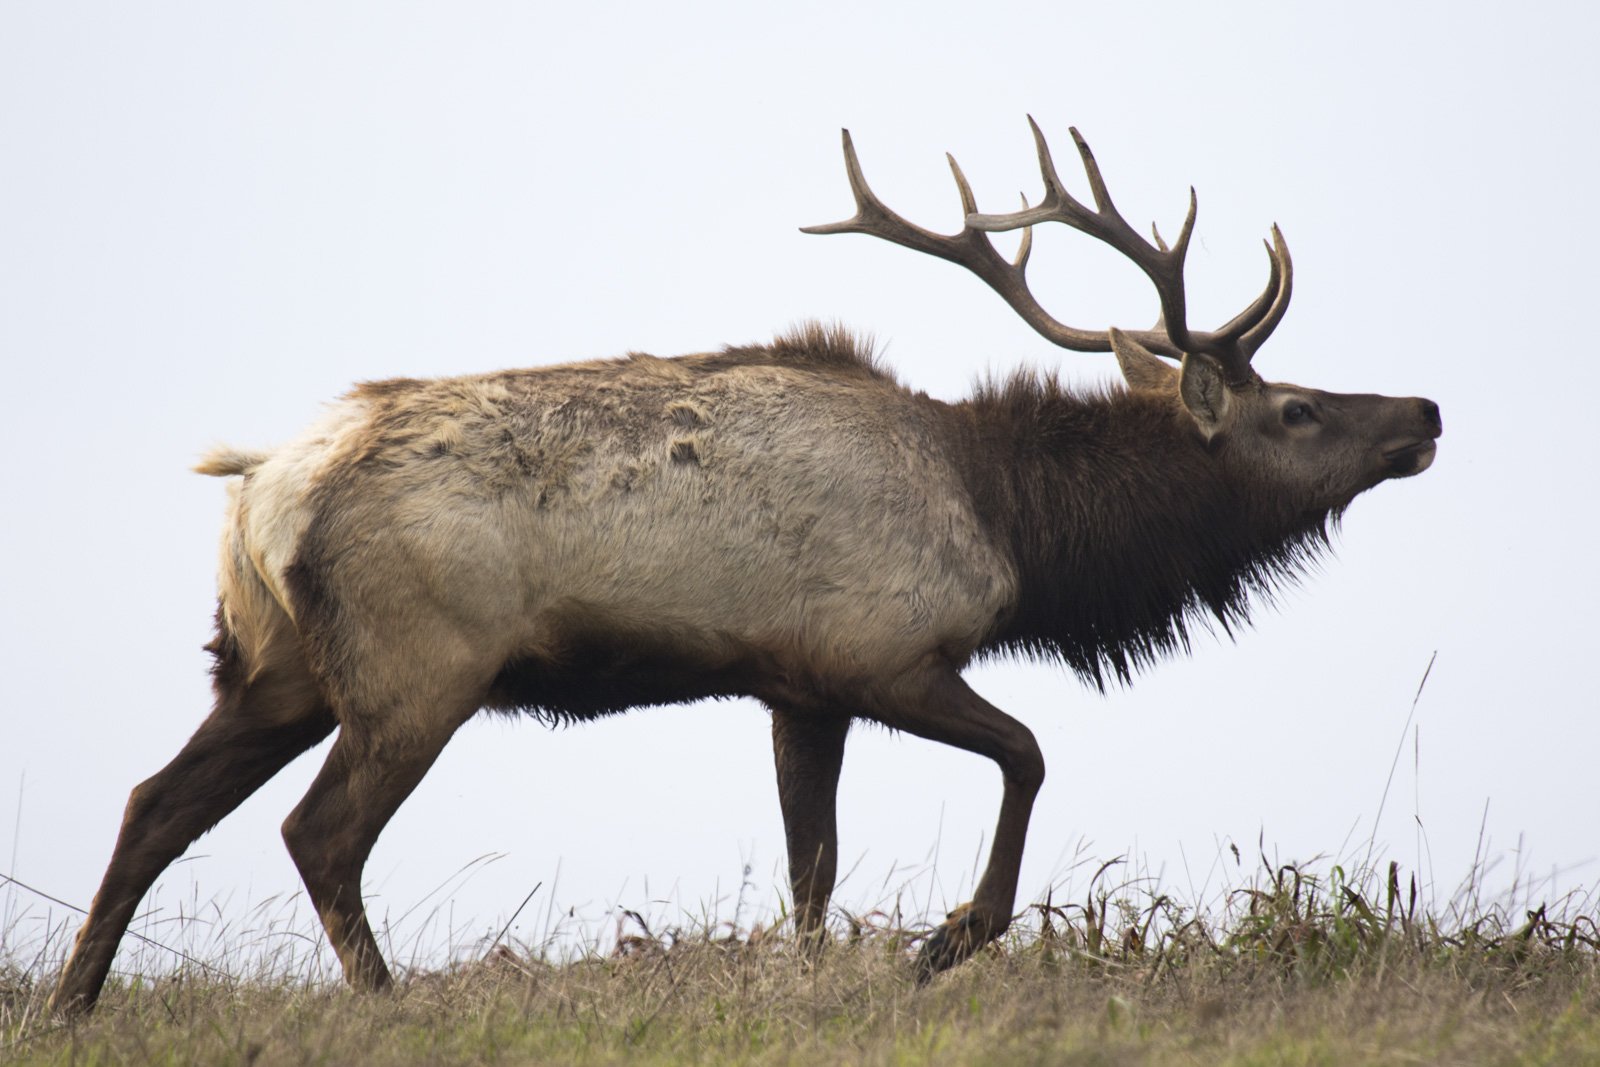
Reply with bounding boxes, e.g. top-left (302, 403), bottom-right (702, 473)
top-left (770, 707), bottom-right (849, 944)
top-left (280, 673), bottom-right (485, 991)
top-left (50, 658), bottom-right (335, 1016)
